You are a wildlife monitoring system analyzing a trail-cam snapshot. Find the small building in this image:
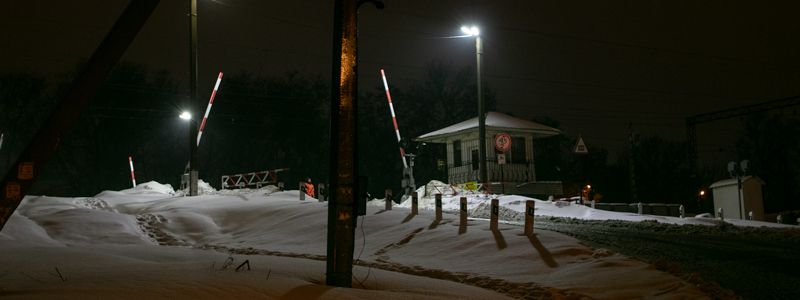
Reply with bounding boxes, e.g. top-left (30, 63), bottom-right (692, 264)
top-left (709, 176), bottom-right (765, 221)
top-left (415, 111), bottom-right (562, 196)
